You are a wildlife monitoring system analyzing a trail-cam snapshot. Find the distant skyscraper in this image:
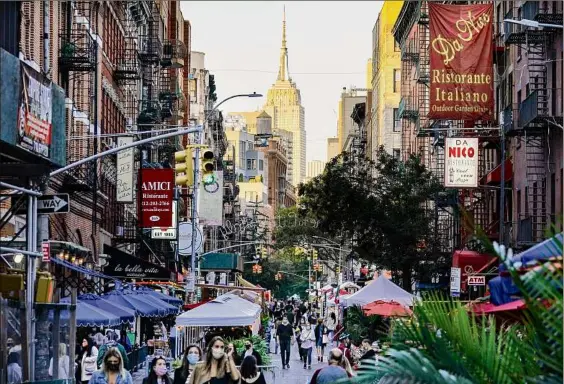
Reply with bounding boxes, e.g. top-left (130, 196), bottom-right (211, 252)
top-left (264, 7), bottom-right (306, 187)
top-left (327, 137), bottom-right (339, 161)
top-left (306, 160), bottom-right (326, 182)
